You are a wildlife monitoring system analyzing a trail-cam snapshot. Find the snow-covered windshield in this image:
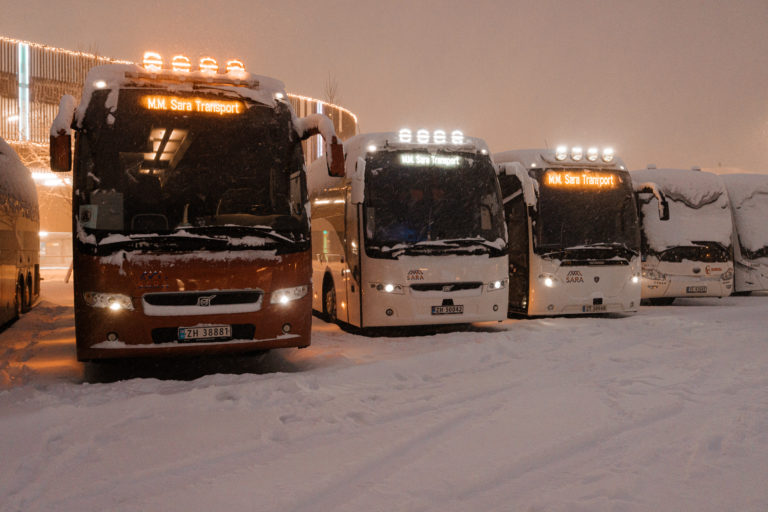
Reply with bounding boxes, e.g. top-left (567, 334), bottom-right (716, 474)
top-left (723, 175), bottom-right (768, 259)
top-left (74, 88), bottom-right (308, 250)
top-left (534, 168), bottom-right (640, 257)
top-left (363, 151), bottom-right (505, 257)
